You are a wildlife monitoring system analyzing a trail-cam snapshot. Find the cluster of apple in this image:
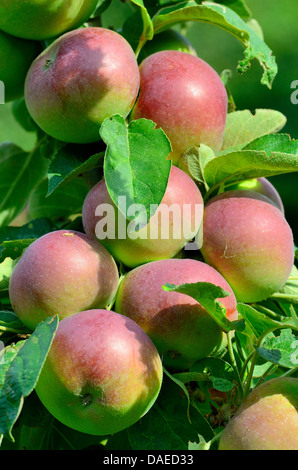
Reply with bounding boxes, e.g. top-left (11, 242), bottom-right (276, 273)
top-left (2, 0), bottom-right (297, 450)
